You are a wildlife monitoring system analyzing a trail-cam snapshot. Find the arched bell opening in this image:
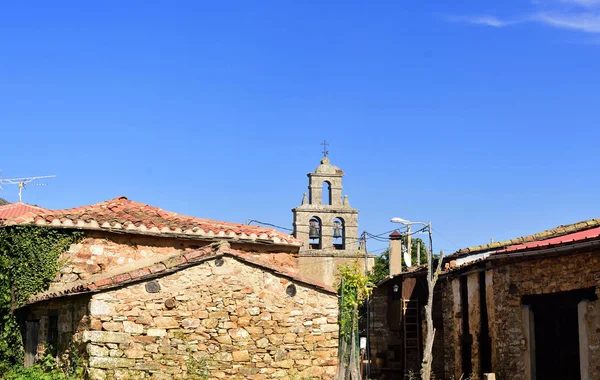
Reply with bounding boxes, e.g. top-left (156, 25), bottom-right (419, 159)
top-left (309, 216), bottom-right (322, 249)
top-left (333, 217), bottom-right (345, 250)
top-left (322, 181), bottom-right (332, 205)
